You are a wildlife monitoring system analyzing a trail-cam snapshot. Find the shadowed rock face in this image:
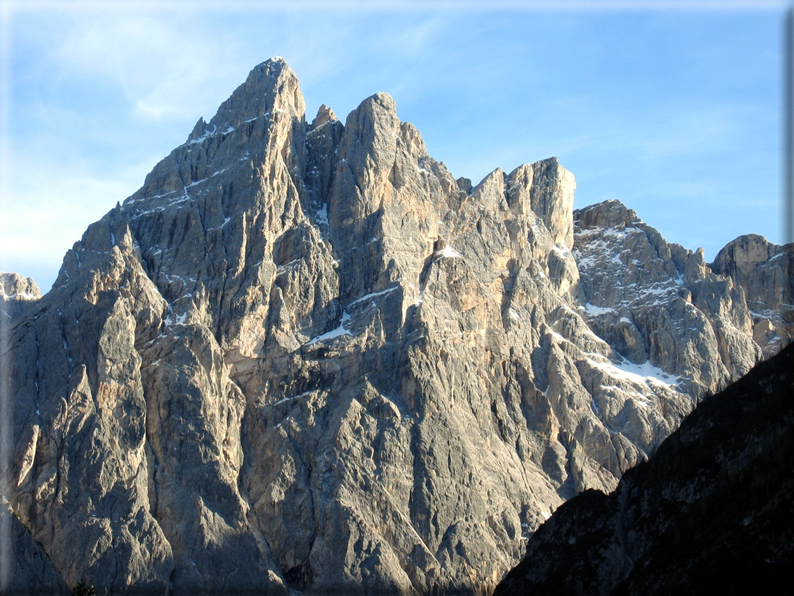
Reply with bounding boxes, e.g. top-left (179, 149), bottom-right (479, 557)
top-left (0, 58), bottom-right (790, 595)
top-left (0, 496), bottom-right (70, 596)
top-left (494, 343), bottom-right (794, 596)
